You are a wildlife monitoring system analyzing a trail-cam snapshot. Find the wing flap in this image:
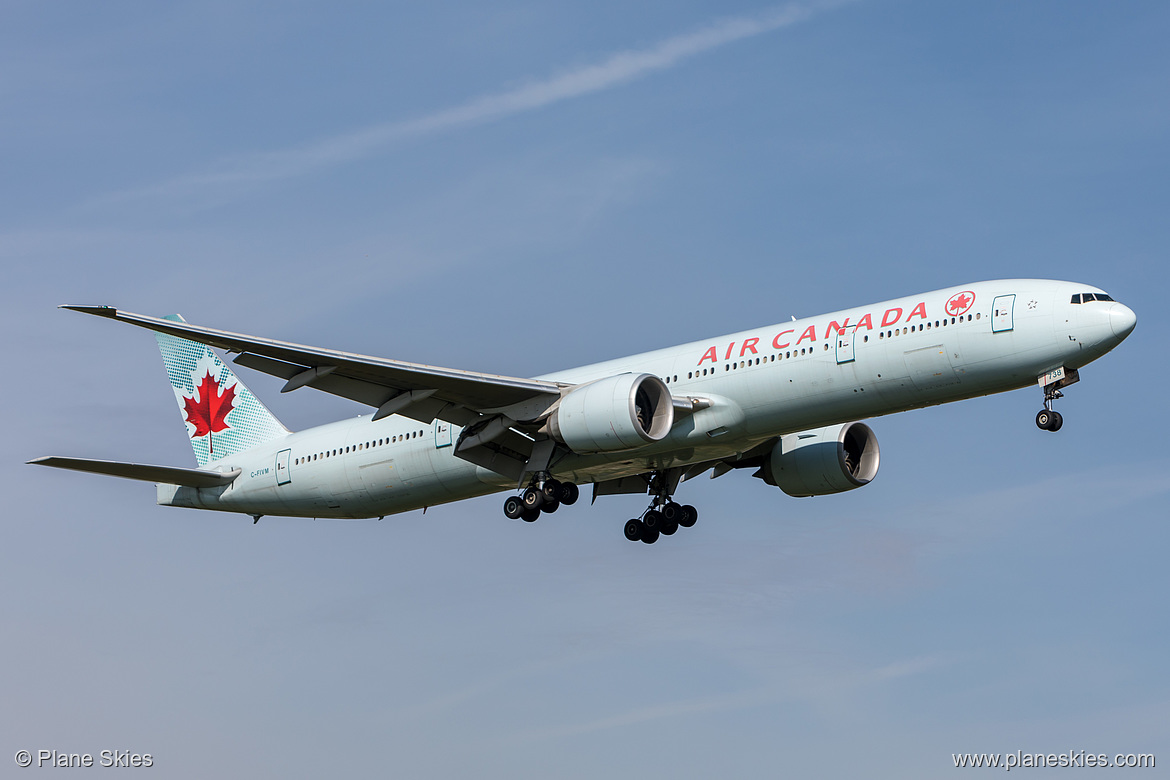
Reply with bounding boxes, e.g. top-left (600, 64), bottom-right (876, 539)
top-left (28, 456), bottom-right (240, 488)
